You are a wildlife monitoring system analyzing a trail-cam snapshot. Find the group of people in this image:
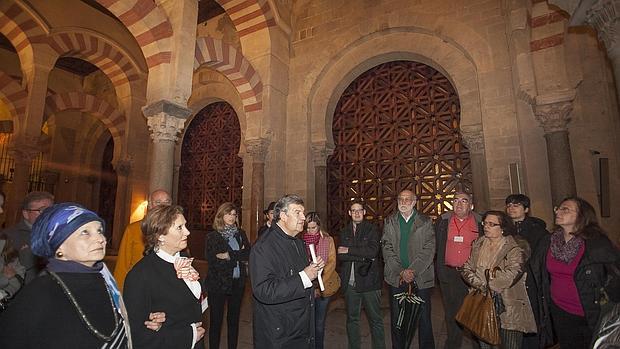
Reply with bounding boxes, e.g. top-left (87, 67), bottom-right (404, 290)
top-left (0, 188), bottom-right (616, 349)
